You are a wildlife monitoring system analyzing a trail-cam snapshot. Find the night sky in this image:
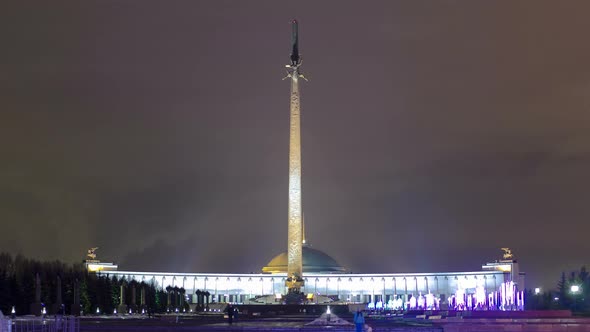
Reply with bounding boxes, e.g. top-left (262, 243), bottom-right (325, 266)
top-left (1, 1), bottom-right (589, 290)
